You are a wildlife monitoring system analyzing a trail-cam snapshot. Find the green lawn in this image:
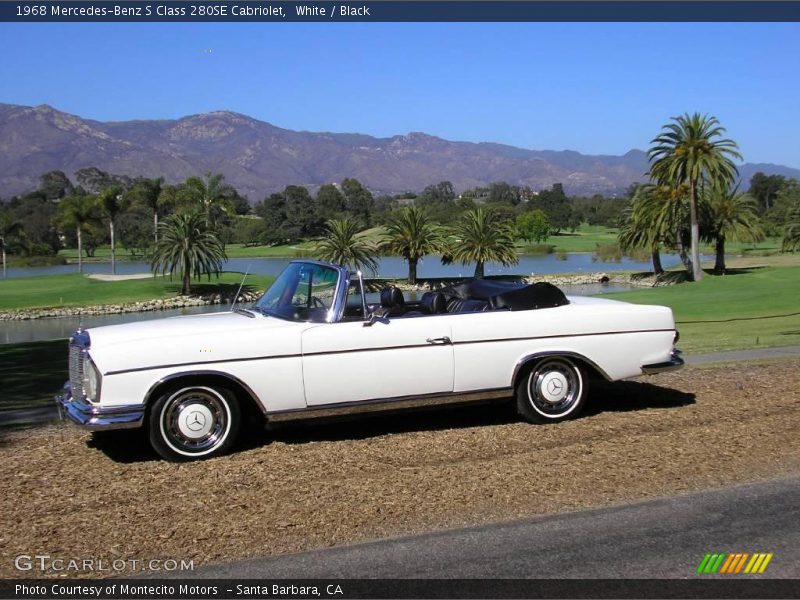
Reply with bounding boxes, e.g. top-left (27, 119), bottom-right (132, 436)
top-left (517, 223), bottom-right (784, 256)
top-left (54, 223), bottom-right (786, 262)
top-left (608, 266), bottom-right (800, 353)
top-left (0, 273), bottom-right (275, 311)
